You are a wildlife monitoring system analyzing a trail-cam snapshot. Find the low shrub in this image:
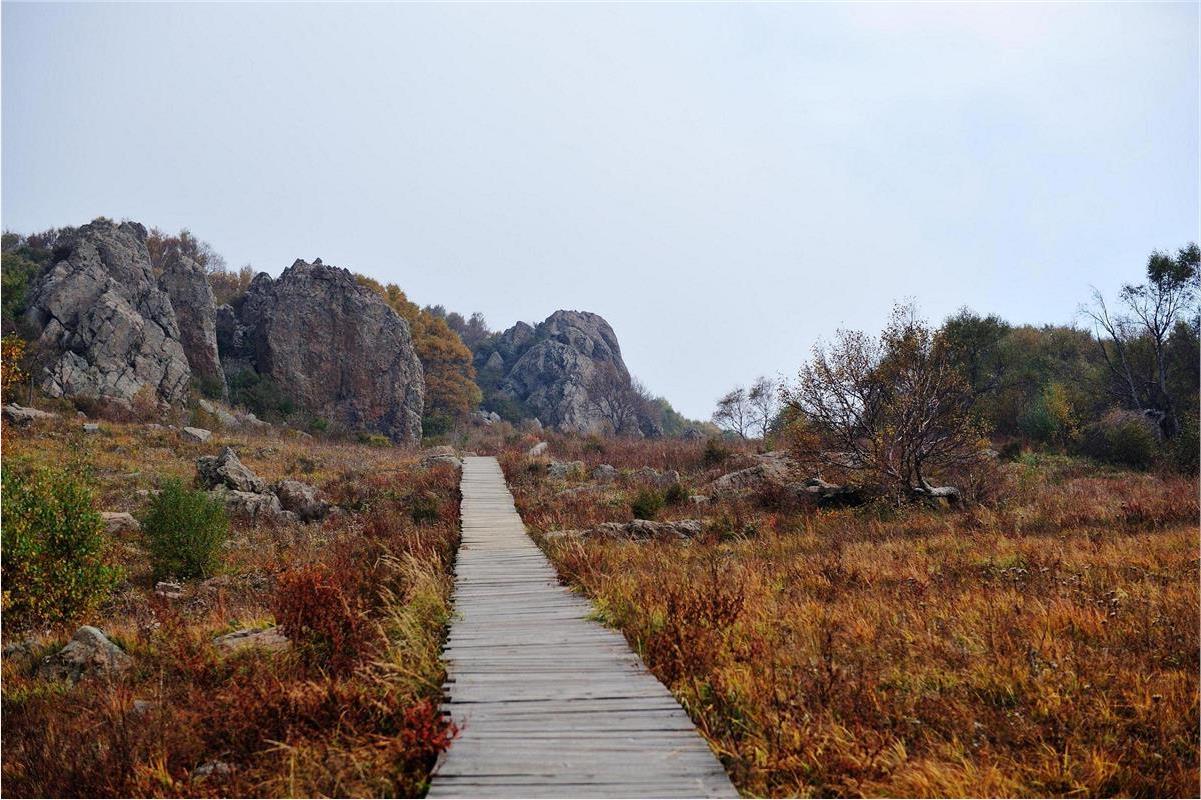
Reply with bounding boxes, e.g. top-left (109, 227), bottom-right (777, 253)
top-left (1078, 409), bottom-right (1160, 469)
top-left (410, 491), bottom-right (440, 525)
top-left (141, 478), bottom-right (228, 579)
top-left (702, 437), bottom-right (730, 467)
top-left (0, 467), bottom-right (121, 627)
top-left (274, 564), bottom-right (372, 676)
top-left (664, 482), bottom-right (689, 506)
top-left (1171, 412), bottom-right (1199, 474)
top-left (630, 488), bottom-right (664, 520)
